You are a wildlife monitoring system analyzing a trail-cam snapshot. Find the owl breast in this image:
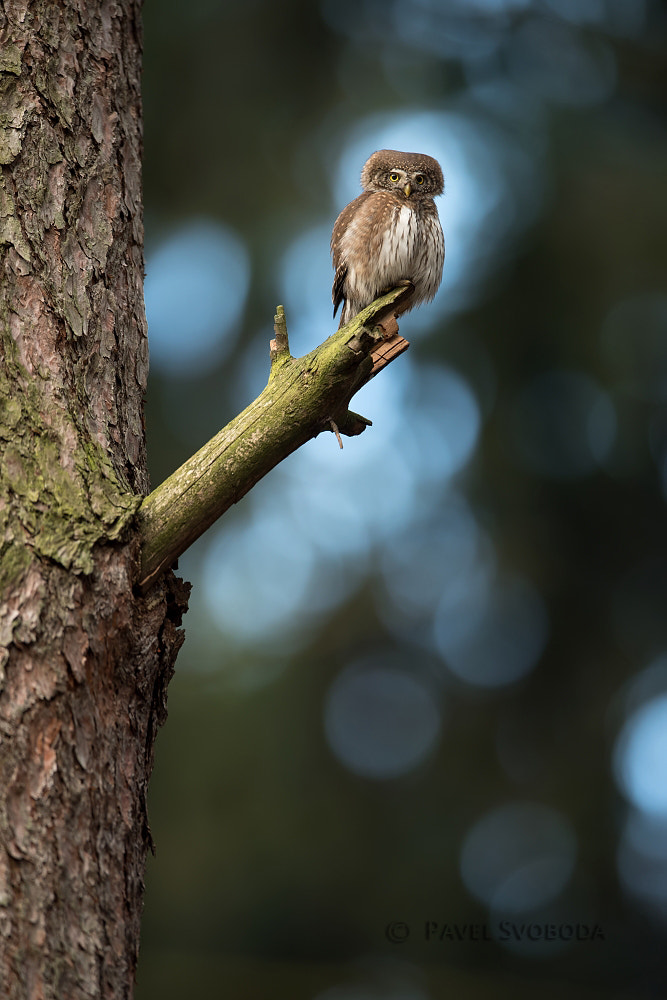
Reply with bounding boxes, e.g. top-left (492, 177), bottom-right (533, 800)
top-left (333, 187), bottom-right (445, 325)
top-left (378, 205), bottom-right (417, 279)
top-left (376, 202), bottom-right (444, 306)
